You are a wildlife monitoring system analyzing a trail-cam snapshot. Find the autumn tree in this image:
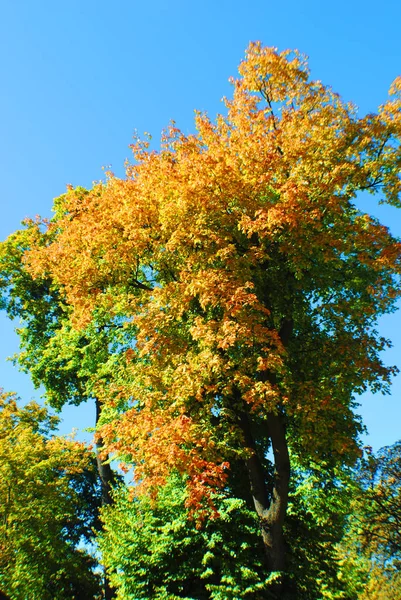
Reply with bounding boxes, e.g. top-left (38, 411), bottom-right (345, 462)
top-left (0, 390), bottom-right (101, 599)
top-left (2, 43), bottom-right (401, 594)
